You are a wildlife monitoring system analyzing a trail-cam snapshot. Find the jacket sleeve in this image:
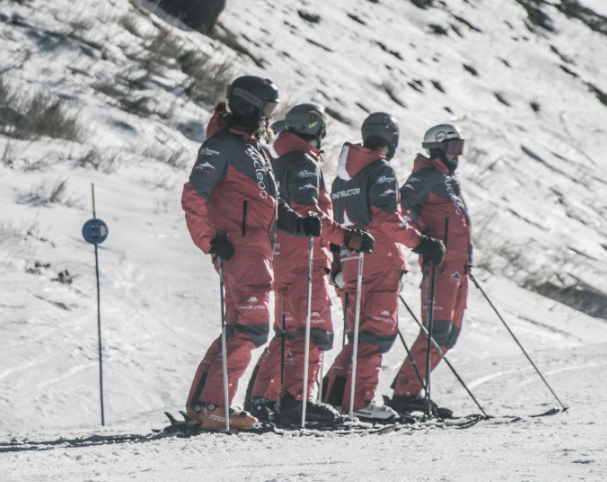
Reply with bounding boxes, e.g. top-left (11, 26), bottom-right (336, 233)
top-left (277, 197), bottom-right (306, 236)
top-left (181, 138), bottom-right (229, 253)
top-left (288, 157), bottom-right (348, 245)
top-left (369, 164), bottom-right (422, 249)
top-left (400, 168), bottom-right (439, 226)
